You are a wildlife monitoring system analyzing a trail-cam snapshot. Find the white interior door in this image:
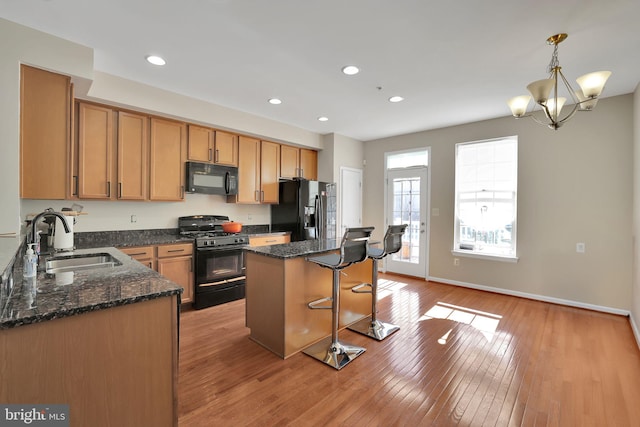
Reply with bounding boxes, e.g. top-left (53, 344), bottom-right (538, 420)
top-left (385, 167), bottom-right (428, 278)
top-left (339, 167), bottom-right (363, 236)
